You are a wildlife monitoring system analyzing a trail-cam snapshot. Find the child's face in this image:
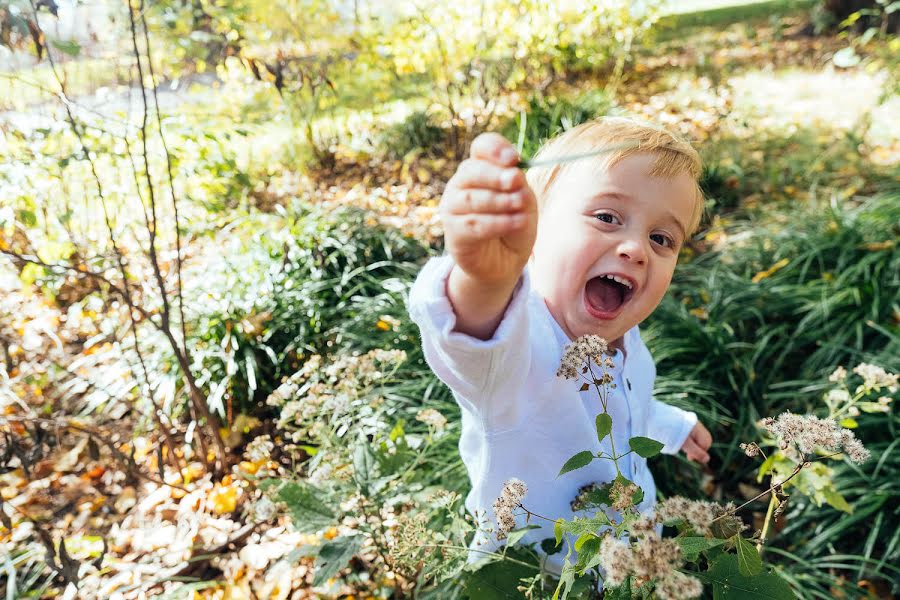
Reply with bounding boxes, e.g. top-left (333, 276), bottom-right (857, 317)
top-left (530, 153), bottom-right (696, 346)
